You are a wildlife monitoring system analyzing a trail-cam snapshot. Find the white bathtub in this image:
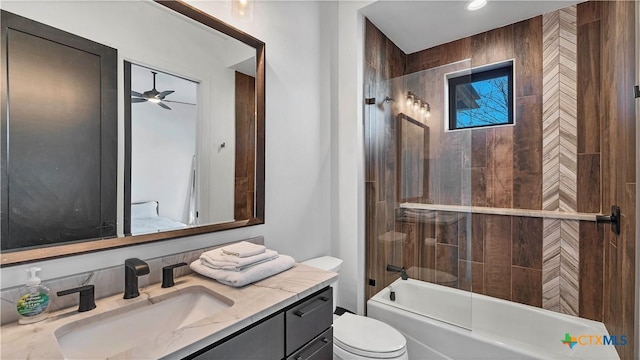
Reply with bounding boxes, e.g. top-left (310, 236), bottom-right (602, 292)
top-left (367, 279), bottom-right (620, 360)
